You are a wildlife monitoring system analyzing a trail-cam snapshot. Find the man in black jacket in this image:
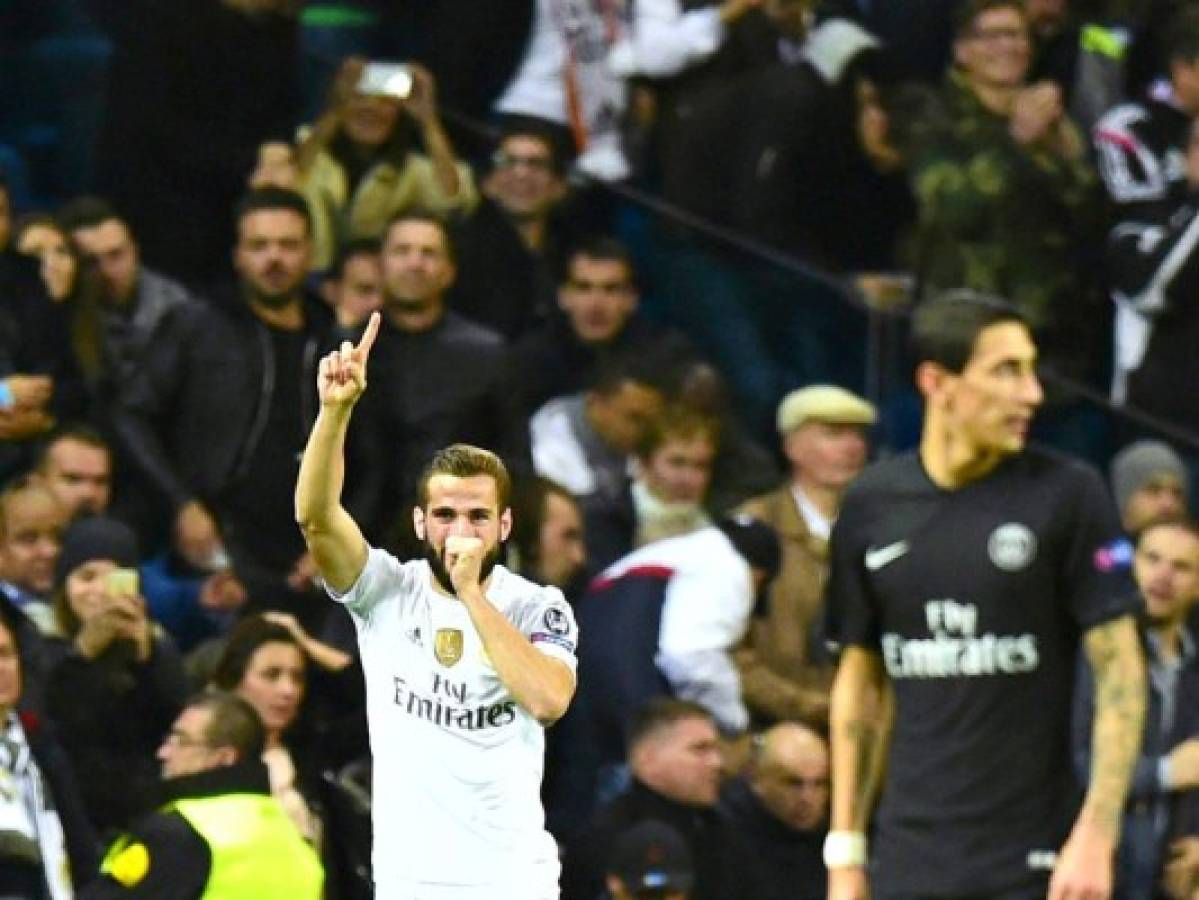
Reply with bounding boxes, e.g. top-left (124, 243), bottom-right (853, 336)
top-left (509, 238), bottom-right (695, 419)
top-left (718, 722), bottom-right (829, 900)
top-left (449, 122), bottom-right (573, 341)
top-left (347, 213), bottom-right (527, 555)
top-left (114, 189), bottom-right (335, 617)
top-left (562, 698), bottom-right (747, 900)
